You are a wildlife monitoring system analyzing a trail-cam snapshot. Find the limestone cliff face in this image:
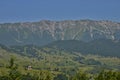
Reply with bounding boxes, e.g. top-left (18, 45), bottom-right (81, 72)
top-left (0, 20), bottom-right (120, 45)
